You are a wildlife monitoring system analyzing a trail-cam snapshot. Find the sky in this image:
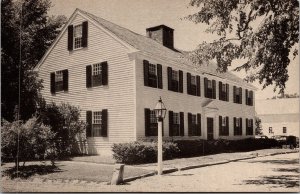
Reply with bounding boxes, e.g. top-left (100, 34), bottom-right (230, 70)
top-left (49, 0), bottom-right (299, 100)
